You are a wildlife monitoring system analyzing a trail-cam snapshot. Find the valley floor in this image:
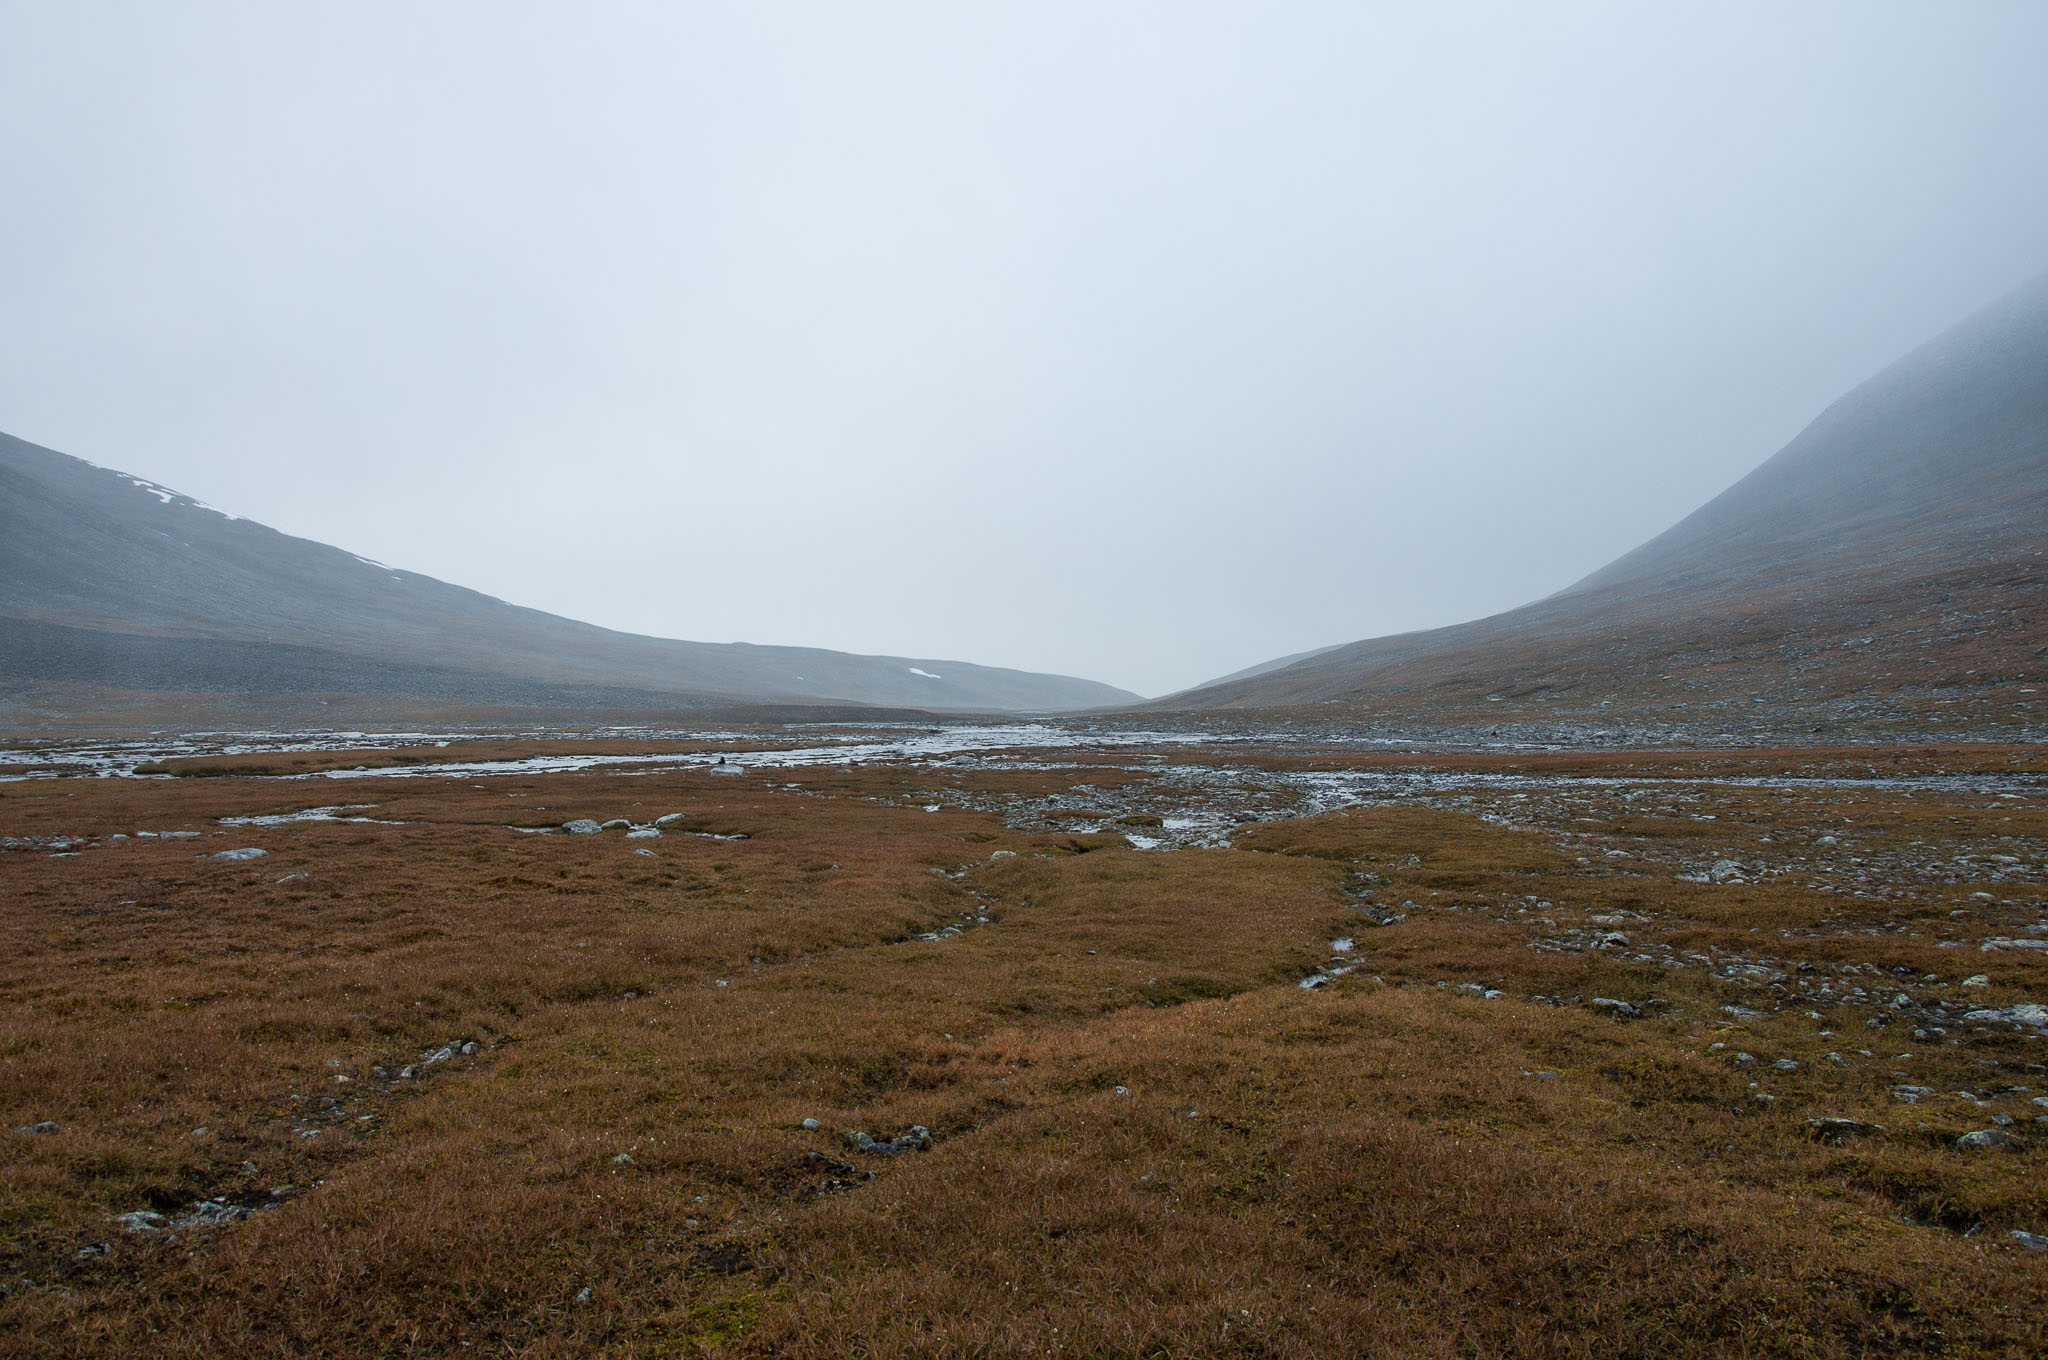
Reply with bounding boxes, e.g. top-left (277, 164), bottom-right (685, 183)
top-left (2, 725), bottom-right (2045, 1357)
